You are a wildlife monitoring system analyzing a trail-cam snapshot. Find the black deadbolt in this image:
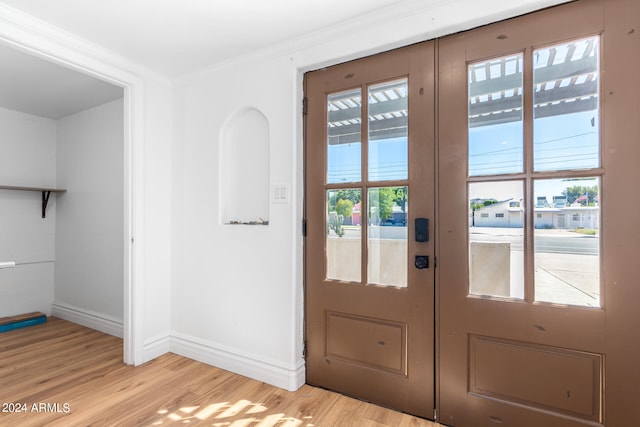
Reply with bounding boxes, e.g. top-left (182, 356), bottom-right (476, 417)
top-left (415, 255), bottom-right (429, 269)
top-left (415, 218), bottom-right (429, 242)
